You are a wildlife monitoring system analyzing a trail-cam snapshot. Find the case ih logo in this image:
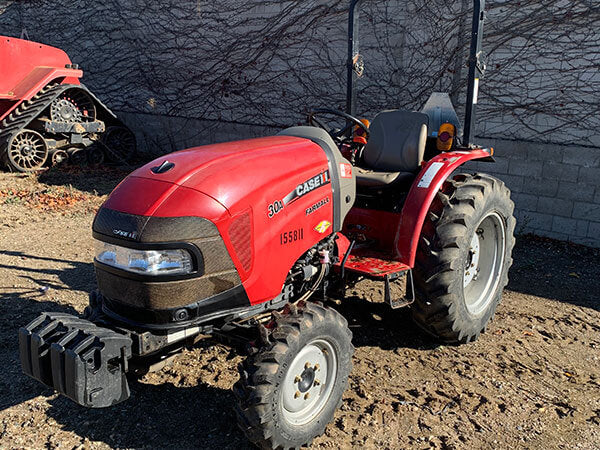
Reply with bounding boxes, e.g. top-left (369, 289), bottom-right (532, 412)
top-left (340, 163), bottom-right (353, 179)
top-left (112, 229), bottom-right (138, 239)
top-left (283, 170), bottom-right (330, 205)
